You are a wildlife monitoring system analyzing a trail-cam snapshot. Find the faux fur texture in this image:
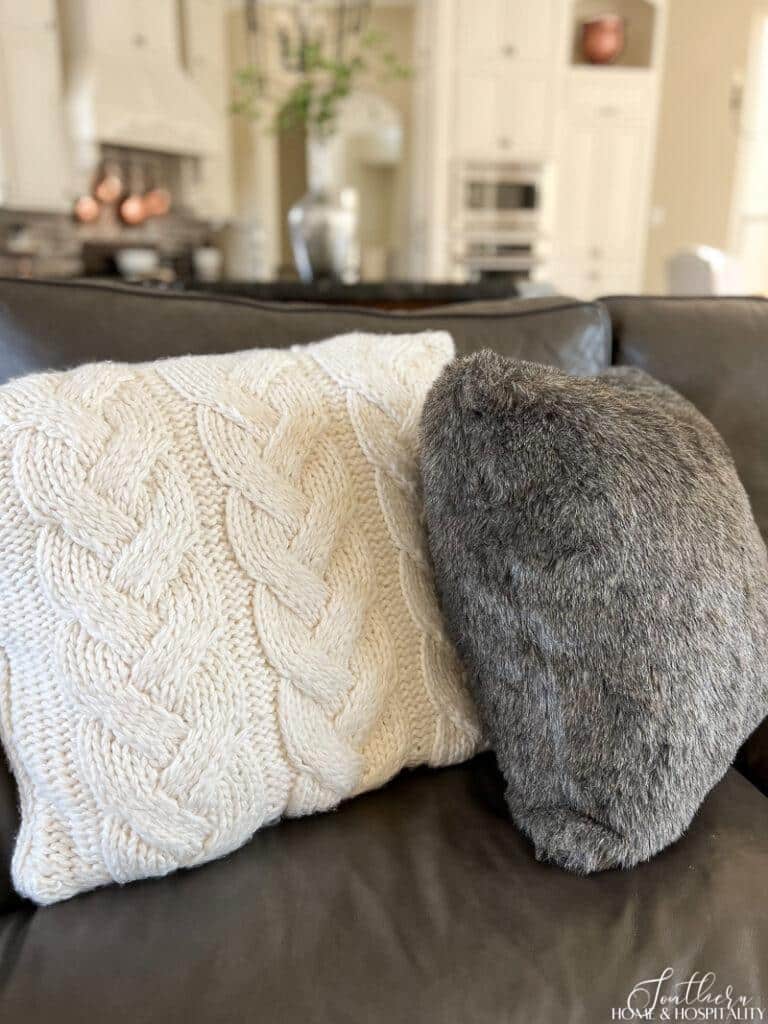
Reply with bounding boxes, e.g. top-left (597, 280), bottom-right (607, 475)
top-left (420, 352), bottom-right (768, 874)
